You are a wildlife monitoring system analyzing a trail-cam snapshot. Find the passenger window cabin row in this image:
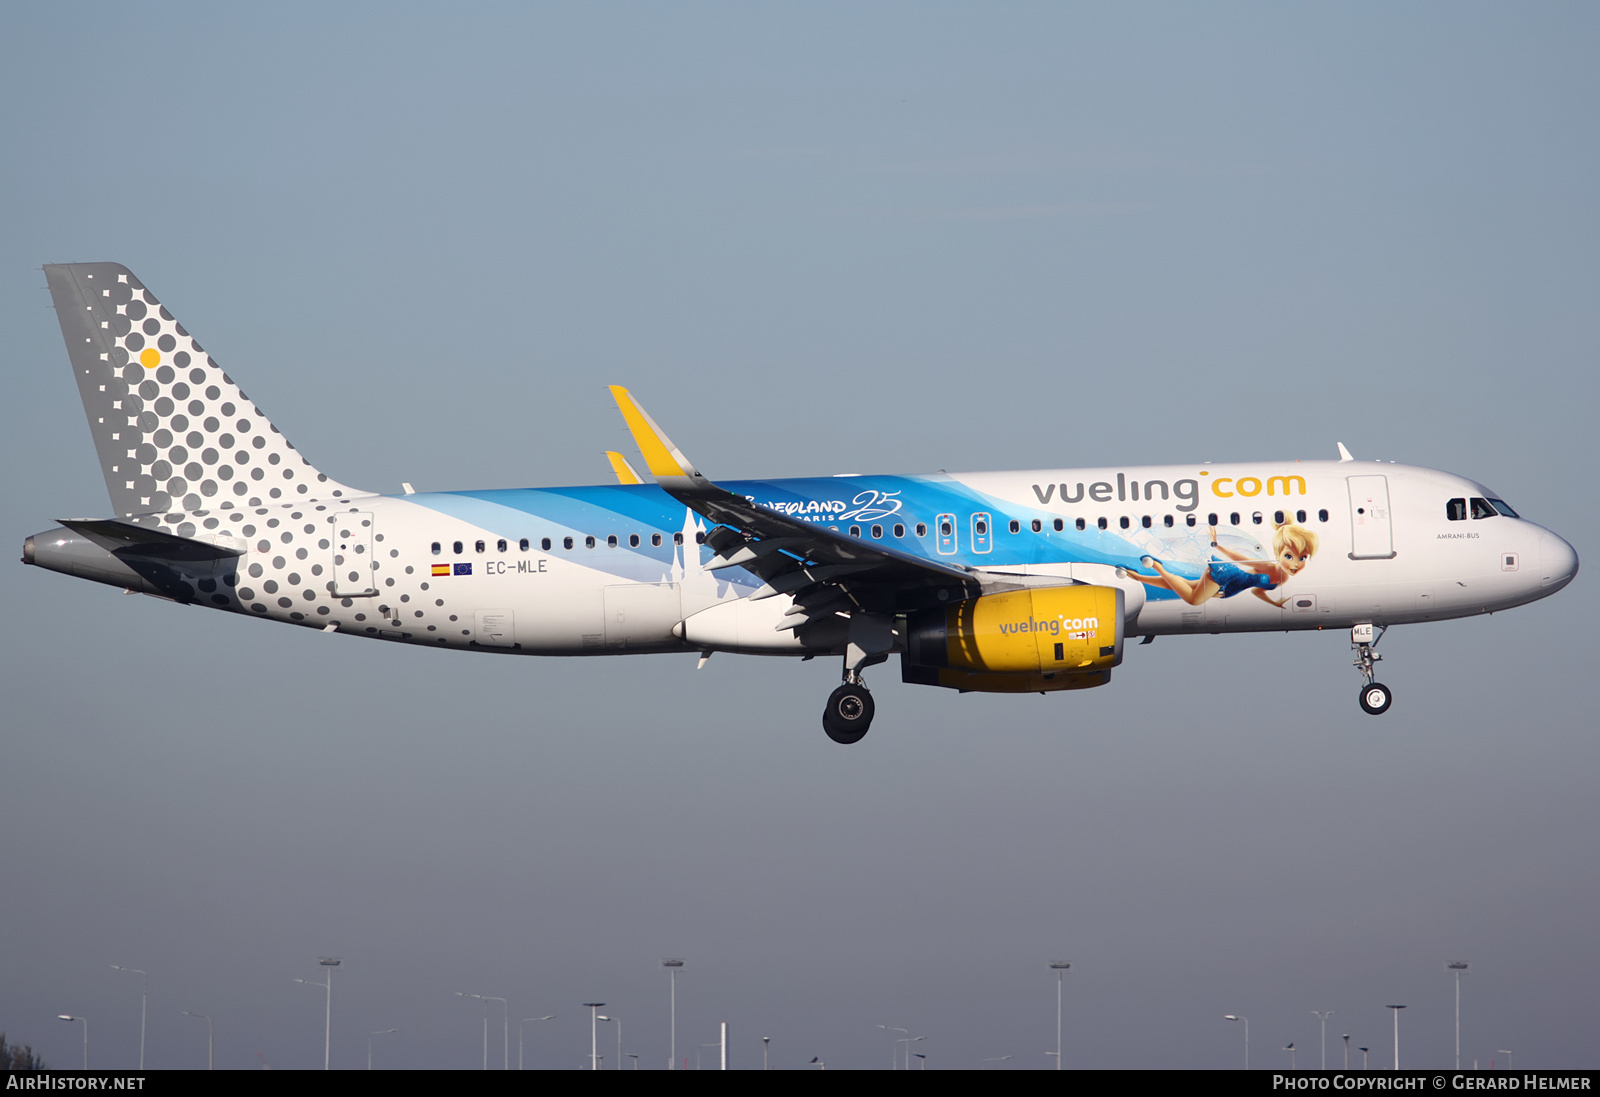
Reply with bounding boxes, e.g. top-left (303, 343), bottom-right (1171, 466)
top-left (432, 532), bottom-right (688, 555)
top-left (426, 508), bottom-right (1338, 556)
